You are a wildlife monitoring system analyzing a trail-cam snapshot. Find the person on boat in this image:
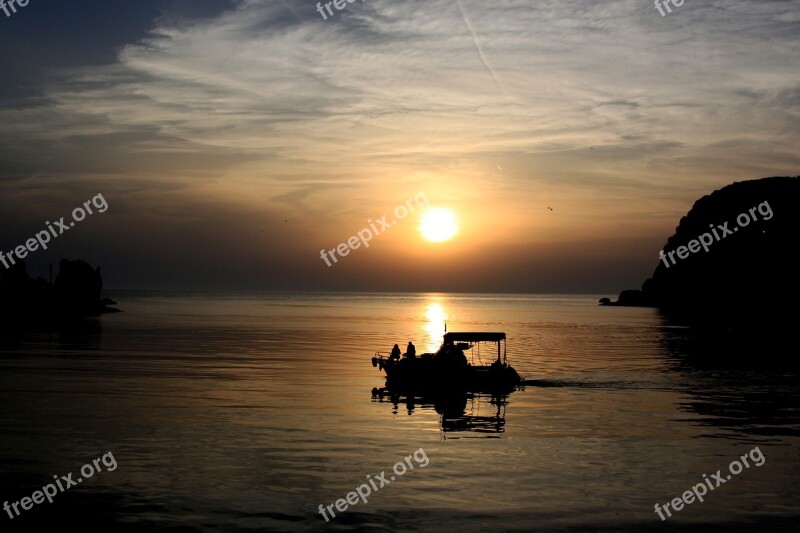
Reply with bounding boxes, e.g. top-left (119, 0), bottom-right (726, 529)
top-left (406, 341), bottom-right (416, 359)
top-left (455, 346), bottom-right (468, 367)
top-left (437, 345), bottom-right (468, 367)
top-left (389, 344), bottom-right (401, 361)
